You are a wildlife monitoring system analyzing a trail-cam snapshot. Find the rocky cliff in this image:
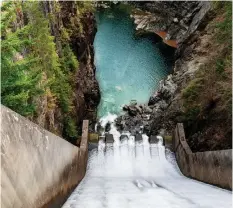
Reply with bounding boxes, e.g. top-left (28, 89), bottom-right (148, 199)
top-left (116, 1), bottom-right (232, 152)
top-left (1, 1), bottom-right (100, 143)
top-left (41, 2), bottom-right (100, 139)
top-left (131, 1), bottom-right (211, 46)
